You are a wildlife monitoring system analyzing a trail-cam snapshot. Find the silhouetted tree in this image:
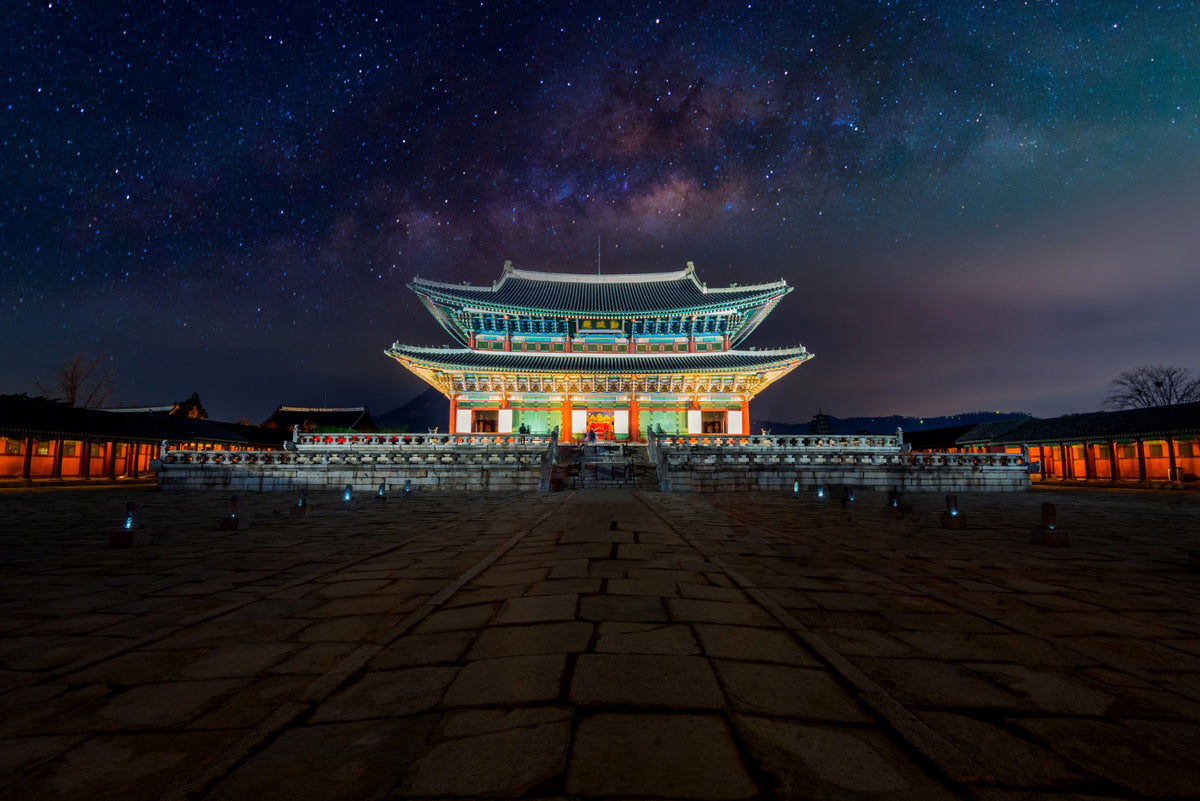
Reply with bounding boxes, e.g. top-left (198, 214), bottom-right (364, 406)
top-left (1101, 365), bottom-right (1200, 410)
top-left (174, 392), bottom-right (208, 419)
top-left (35, 353), bottom-right (114, 408)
